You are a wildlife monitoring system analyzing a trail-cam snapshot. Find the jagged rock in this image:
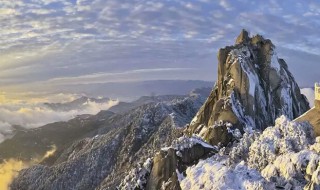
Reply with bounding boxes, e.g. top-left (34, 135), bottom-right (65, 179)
top-left (145, 137), bottom-right (216, 190)
top-left (295, 108), bottom-right (320, 136)
top-left (305, 182), bottom-right (320, 190)
top-left (146, 149), bottom-right (178, 190)
top-left (186, 29), bottom-right (310, 146)
top-left (235, 29), bottom-right (250, 44)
